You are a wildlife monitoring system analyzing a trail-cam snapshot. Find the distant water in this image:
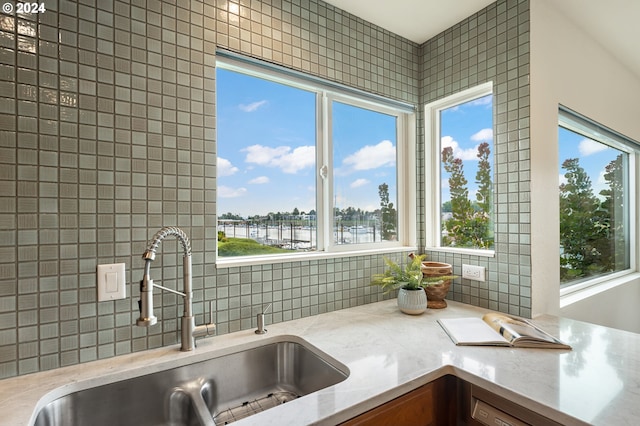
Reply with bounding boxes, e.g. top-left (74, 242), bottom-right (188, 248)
top-left (218, 223), bottom-right (383, 250)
